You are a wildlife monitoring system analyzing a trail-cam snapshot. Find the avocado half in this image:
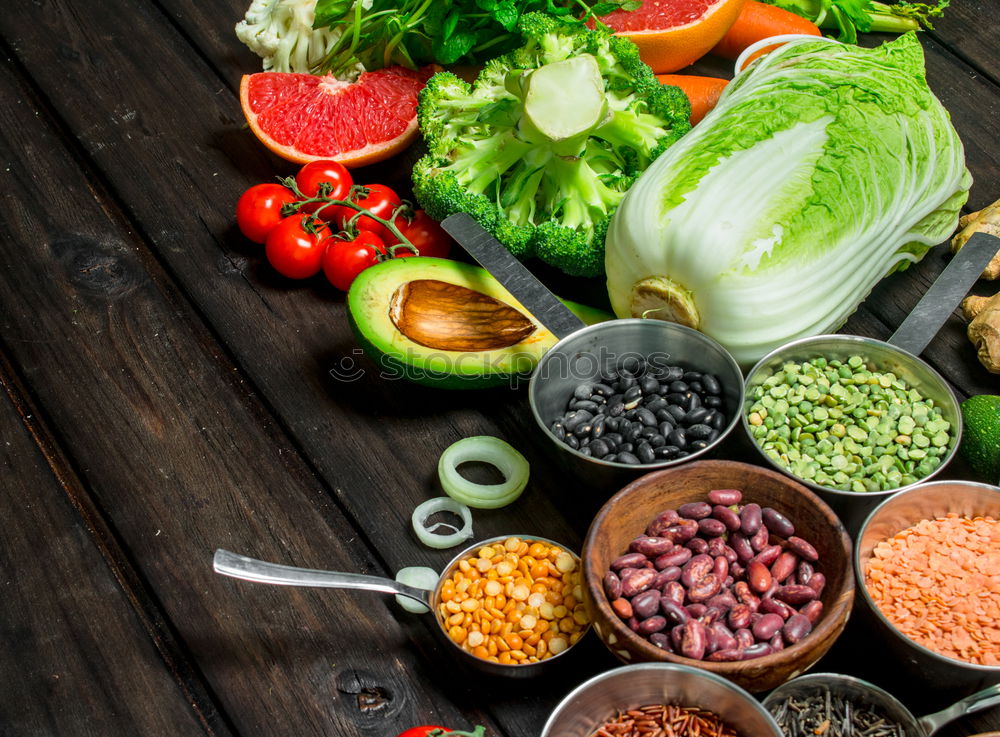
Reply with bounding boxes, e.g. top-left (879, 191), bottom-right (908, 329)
top-left (347, 257), bottom-right (610, 389)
